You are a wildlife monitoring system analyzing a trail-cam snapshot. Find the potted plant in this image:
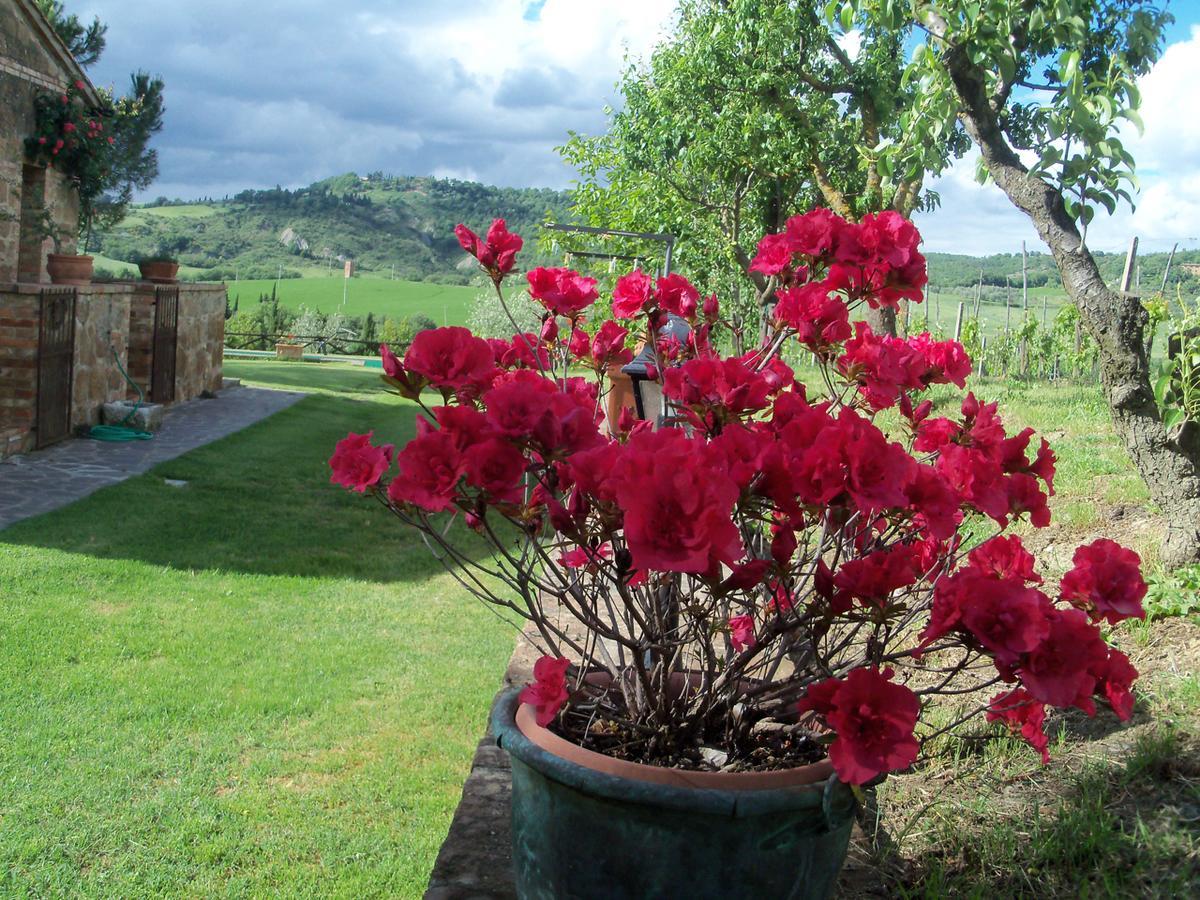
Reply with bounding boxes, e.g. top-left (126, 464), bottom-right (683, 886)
top-left (330, 214), bottom-right (1146, 899)
top-left (34, 208), bottom-right (93, 286)
top-left (275, 334), bottom-right (304, 360)
top-left (137, 251), bottom-right (180, 284)
top-left (25, 80), bottom-right (115, 281)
